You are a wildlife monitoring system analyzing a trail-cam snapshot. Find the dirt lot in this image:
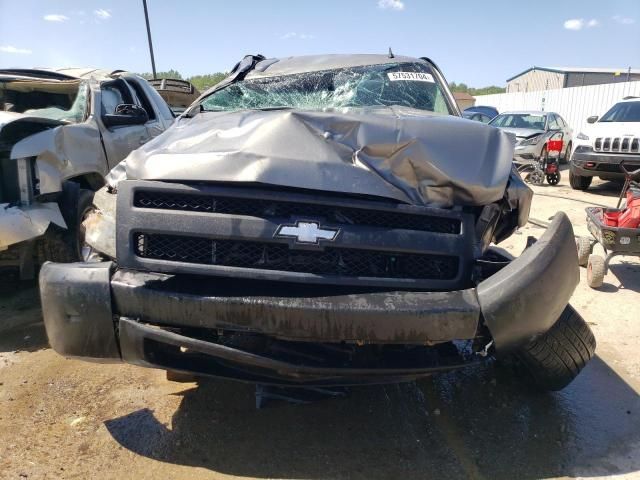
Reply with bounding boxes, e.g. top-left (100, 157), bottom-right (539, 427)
top-left (1, 167), bottom-right (639, 480)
